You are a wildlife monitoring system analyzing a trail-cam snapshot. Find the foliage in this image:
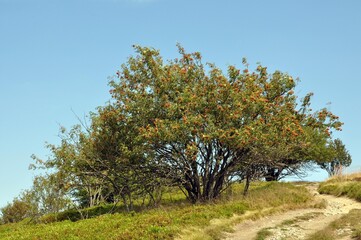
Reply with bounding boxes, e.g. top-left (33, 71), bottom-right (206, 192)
top-left (0, 198), bottom-right (31, 224)
top-left (31, 113), bottom-right (164, 211)
top-left (26, 44), bottom-right (344, 213)
top-left (30, 174), bottom-right (71, 216)
top-left (318, 138), bottom-right (352, 177)
top-left (107, 45), bottom-right (341, 200)
top-left (0, 173), bottom-right (72, 224)
top-left (38, 204), bottom-right (117, 223)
